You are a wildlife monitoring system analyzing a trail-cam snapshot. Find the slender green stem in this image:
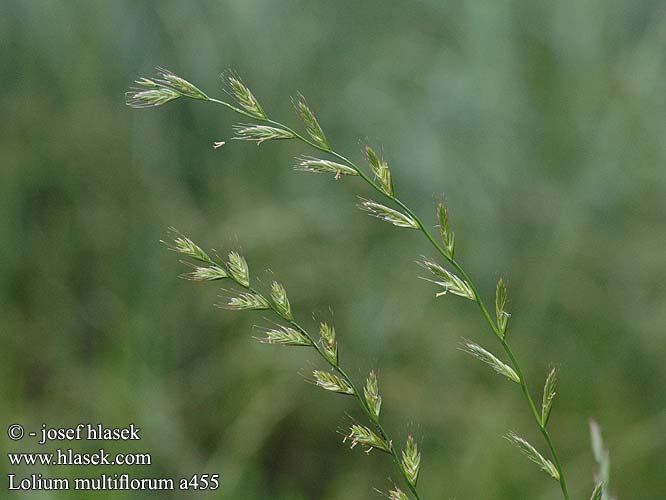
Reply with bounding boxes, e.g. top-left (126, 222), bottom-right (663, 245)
top-left (205, 95), bottom-right (570, 500)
